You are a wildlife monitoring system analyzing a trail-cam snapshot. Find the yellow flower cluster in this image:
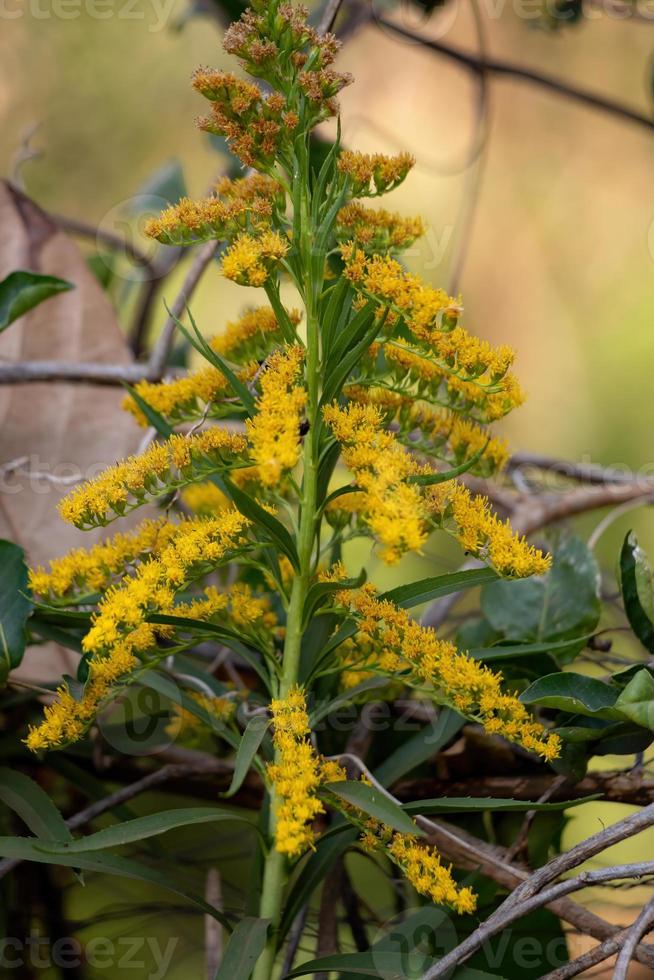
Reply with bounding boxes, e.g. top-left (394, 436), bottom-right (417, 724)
top-left (337, 150), bottom-right (415, 197)
top-left (433, 482), bottom-right (551, 578)
top-left (337, 635), bottom-right (400, 690)
top-left (211, 306), bottom-right (302, 363)
top-left (386, 341), bottom-right (524, 423)
top-left (340, 585), bottom-right (561, 762)
top-left (335, 203), bottom-right (425, 254)
top-left (323, 401), bottom-right (429, 564)
top-left (28, 517), bottom-right (176, 600)
top-left (407, 403), bottom-right (509, 474)
top-left (83, 510), bottom-right (250, 655)
top-left (341, 247), bottom-right (523, 422)
top-left (26, 511), bottom-right (250, 753)
top-left (58, 428), bottom-right (248, 528)
top-left (246, 346), bottom-right (307, 487)
top-left (25, 645), bottom-right (138, 753)
top-left (267, 686), bottom-right (326, 857)
top-left (344, 386), bottom-right (509, 476)
top-left (122, 364), bottom-right (256, 428)
top-left (145, 174), bottom-right (280, 246)
top-left (221, 230), bottom-right (289, 287)
top-left (360, 822), bottom-right (476, 914)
